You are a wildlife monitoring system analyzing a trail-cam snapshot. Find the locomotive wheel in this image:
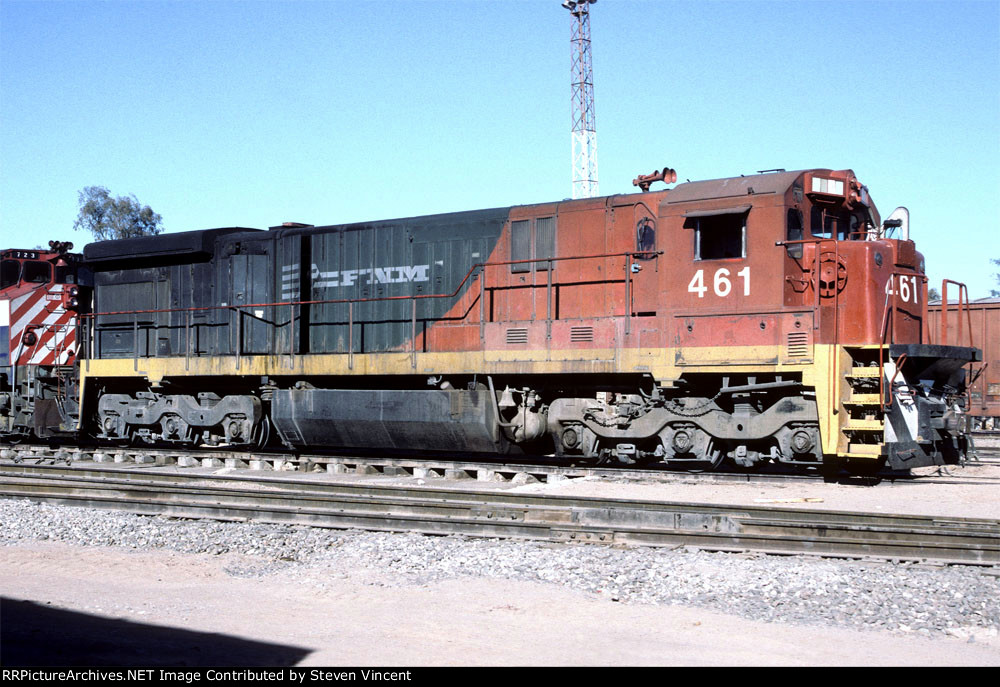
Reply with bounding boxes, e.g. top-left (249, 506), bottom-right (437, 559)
top-left (253, 415), bottom-right (272, 448)
top-left (680, 440), bottom-right (725, 473)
